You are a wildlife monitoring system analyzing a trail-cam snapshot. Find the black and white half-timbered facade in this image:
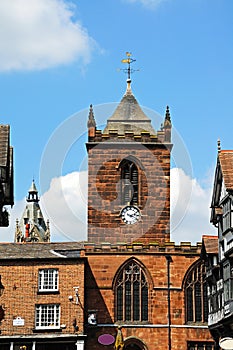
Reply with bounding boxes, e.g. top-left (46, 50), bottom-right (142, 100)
top-left (202, 147), bottom-right (233, 348)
